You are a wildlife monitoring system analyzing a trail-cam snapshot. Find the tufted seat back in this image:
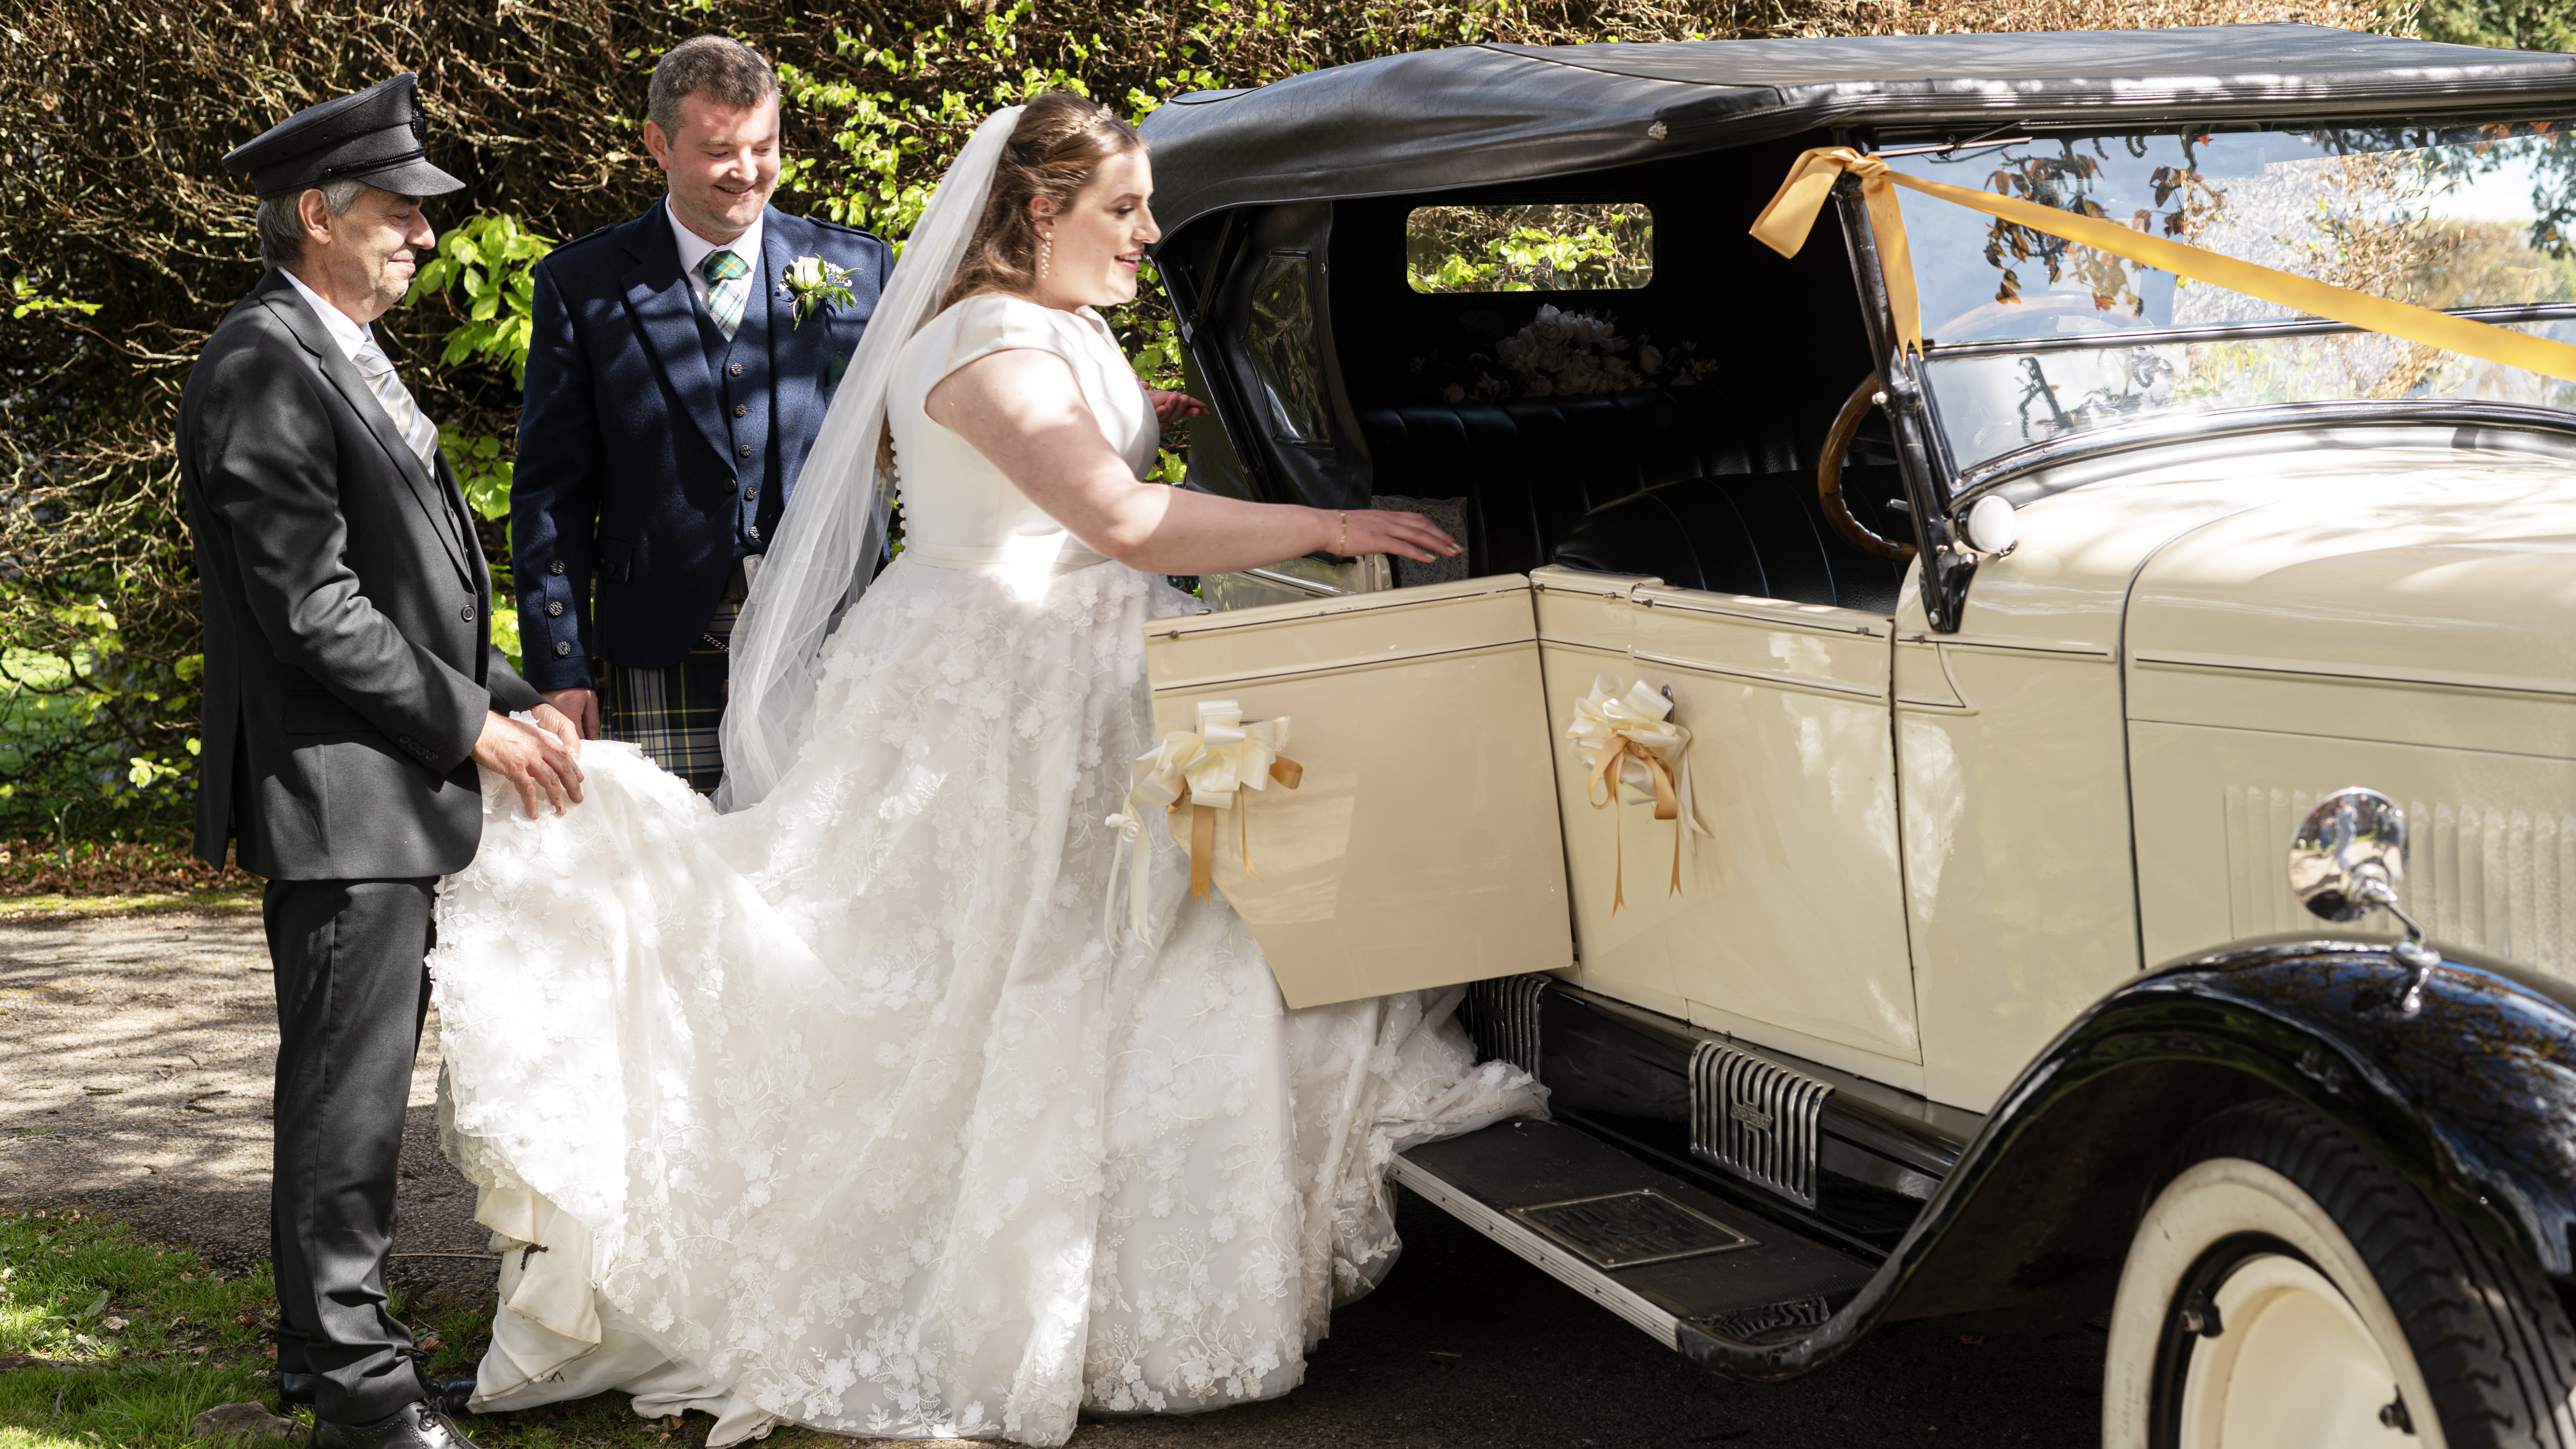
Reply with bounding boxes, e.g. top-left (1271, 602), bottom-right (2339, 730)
top-left (1357, 388), bottom-right (1905, 611)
